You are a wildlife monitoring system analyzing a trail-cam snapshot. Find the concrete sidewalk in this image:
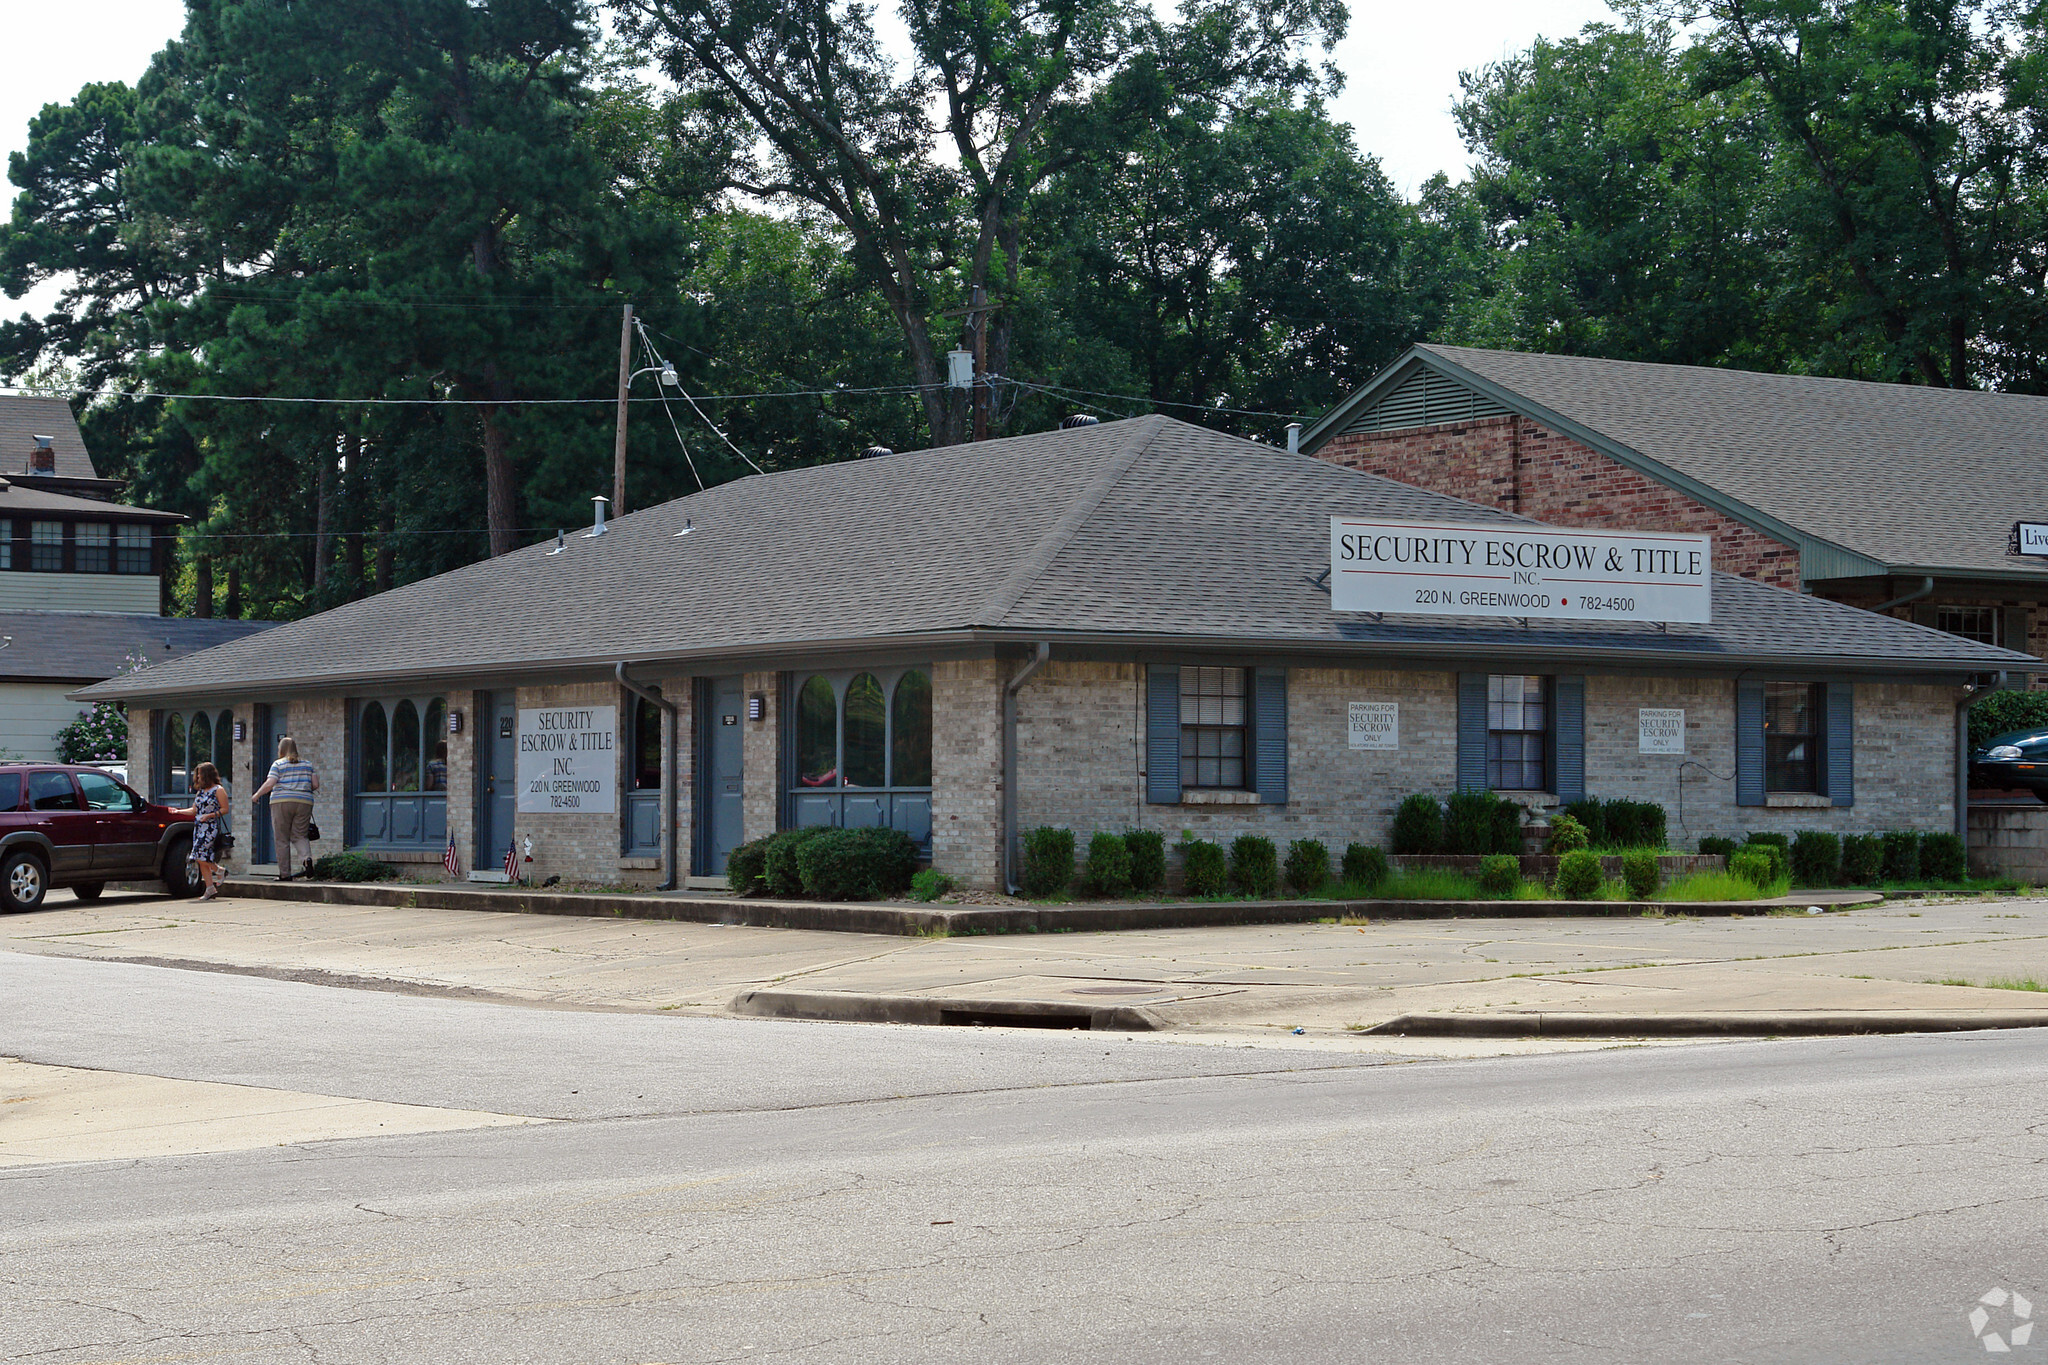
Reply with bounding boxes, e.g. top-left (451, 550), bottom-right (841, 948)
top-left (6, 886), bottom-right (2047, 1046)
